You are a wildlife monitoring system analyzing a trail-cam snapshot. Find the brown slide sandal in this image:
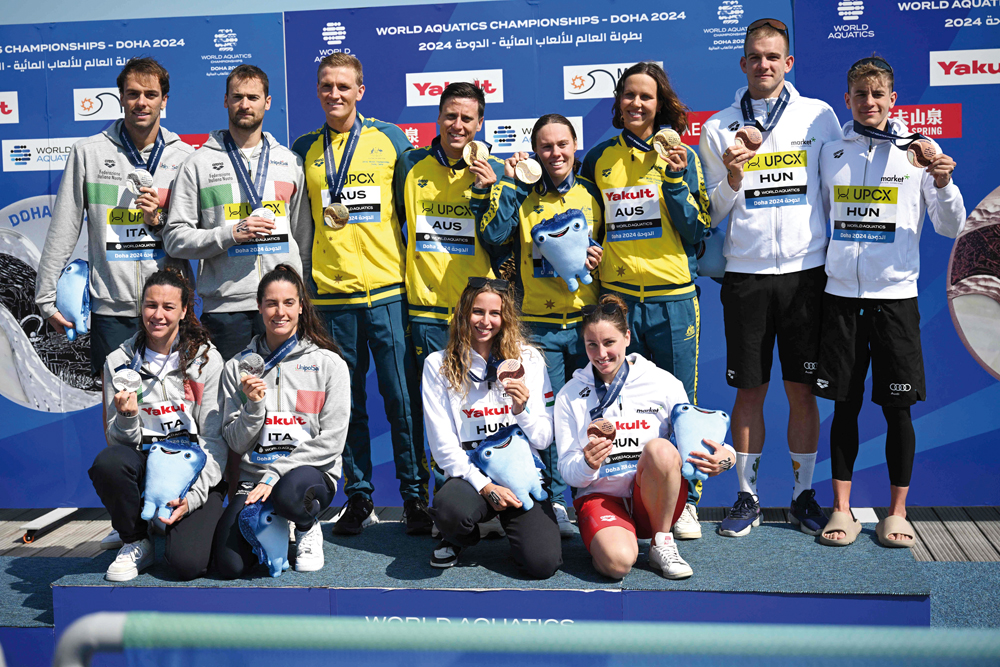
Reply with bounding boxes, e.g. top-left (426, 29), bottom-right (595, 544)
top-left (877, 515), bottom-right (916, 548)
top-left (818, 510), bottom-right (861, 546)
